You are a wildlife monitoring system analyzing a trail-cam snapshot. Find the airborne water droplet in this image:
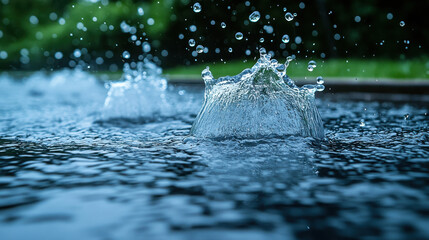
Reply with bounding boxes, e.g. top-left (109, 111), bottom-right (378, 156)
top-left (285, 12), bottom-right (294, 21)
top-left (399, 21), bottom-right (405, 27)
top-left (196, 45), bottom-right (204, 53)
top-left (137, 7), bottom-right (144, 16)
top-left (122, 51), bottom-right (130, 59)
top-left (316, 76), bottom-right (324, 84)
top-left (282, 34), bottom-right (290, 43)
top-left (193, 2), bottom-right (202, 13)
top-left (259, 48), bottom-right (267, 56)
top-left (188, 39), bottom-right (196, 47)
top-left (235, 32), bottom-right (243, 40)
top-left (221, 22), bottom-right (226, 28)
top-left (307, 60), bottom-right (317, 72)
top-left (249, 11), bottom-right (261, 22)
